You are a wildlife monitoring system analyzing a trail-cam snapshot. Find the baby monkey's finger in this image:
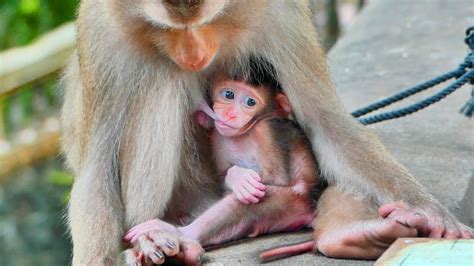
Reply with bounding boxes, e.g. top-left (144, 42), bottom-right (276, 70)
top-left (250, 172), bottom-right (262, 182)
top-left (245, 183), bottom-right (265, 198)
top-left (235, 190), bottom-right (251, 204)
top-left (240, 187), bottom-right (260, 203)
top-left (246, 177), bottom-right (266, 191)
